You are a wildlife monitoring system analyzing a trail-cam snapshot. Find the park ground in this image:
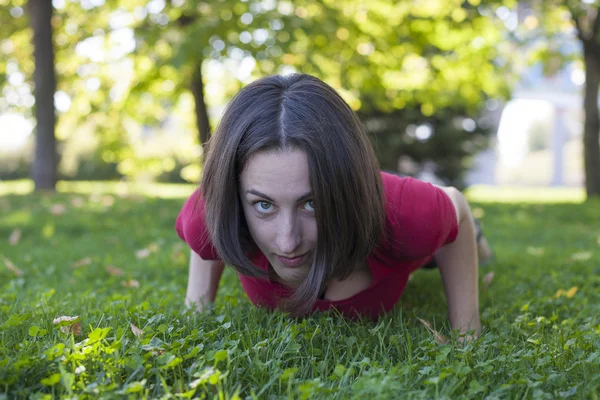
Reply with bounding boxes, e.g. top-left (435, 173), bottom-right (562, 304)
top-left (0, 181), bottom-right (599, 399)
